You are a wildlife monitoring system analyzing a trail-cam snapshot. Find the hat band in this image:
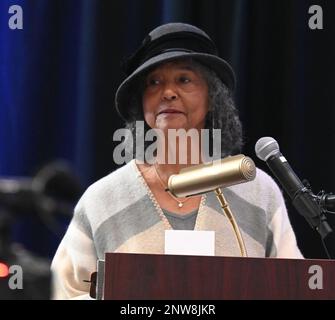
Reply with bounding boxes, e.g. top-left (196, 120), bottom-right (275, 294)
top-left (143, 48), bottom-right (193, 61)
top-left (126, 34), bottom-right (217, 75)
